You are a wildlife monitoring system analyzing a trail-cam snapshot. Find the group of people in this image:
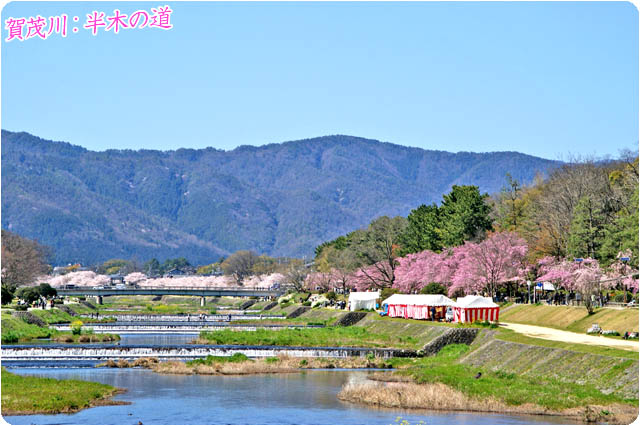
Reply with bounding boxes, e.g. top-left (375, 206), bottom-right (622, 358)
top-left (186, 313), bottom-right (209, 322)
